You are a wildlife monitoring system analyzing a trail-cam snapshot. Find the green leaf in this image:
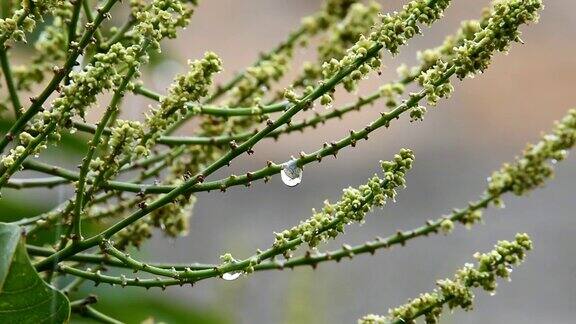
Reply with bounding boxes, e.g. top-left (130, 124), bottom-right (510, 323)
top-left (0, 223), bottom-right (70, 323)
